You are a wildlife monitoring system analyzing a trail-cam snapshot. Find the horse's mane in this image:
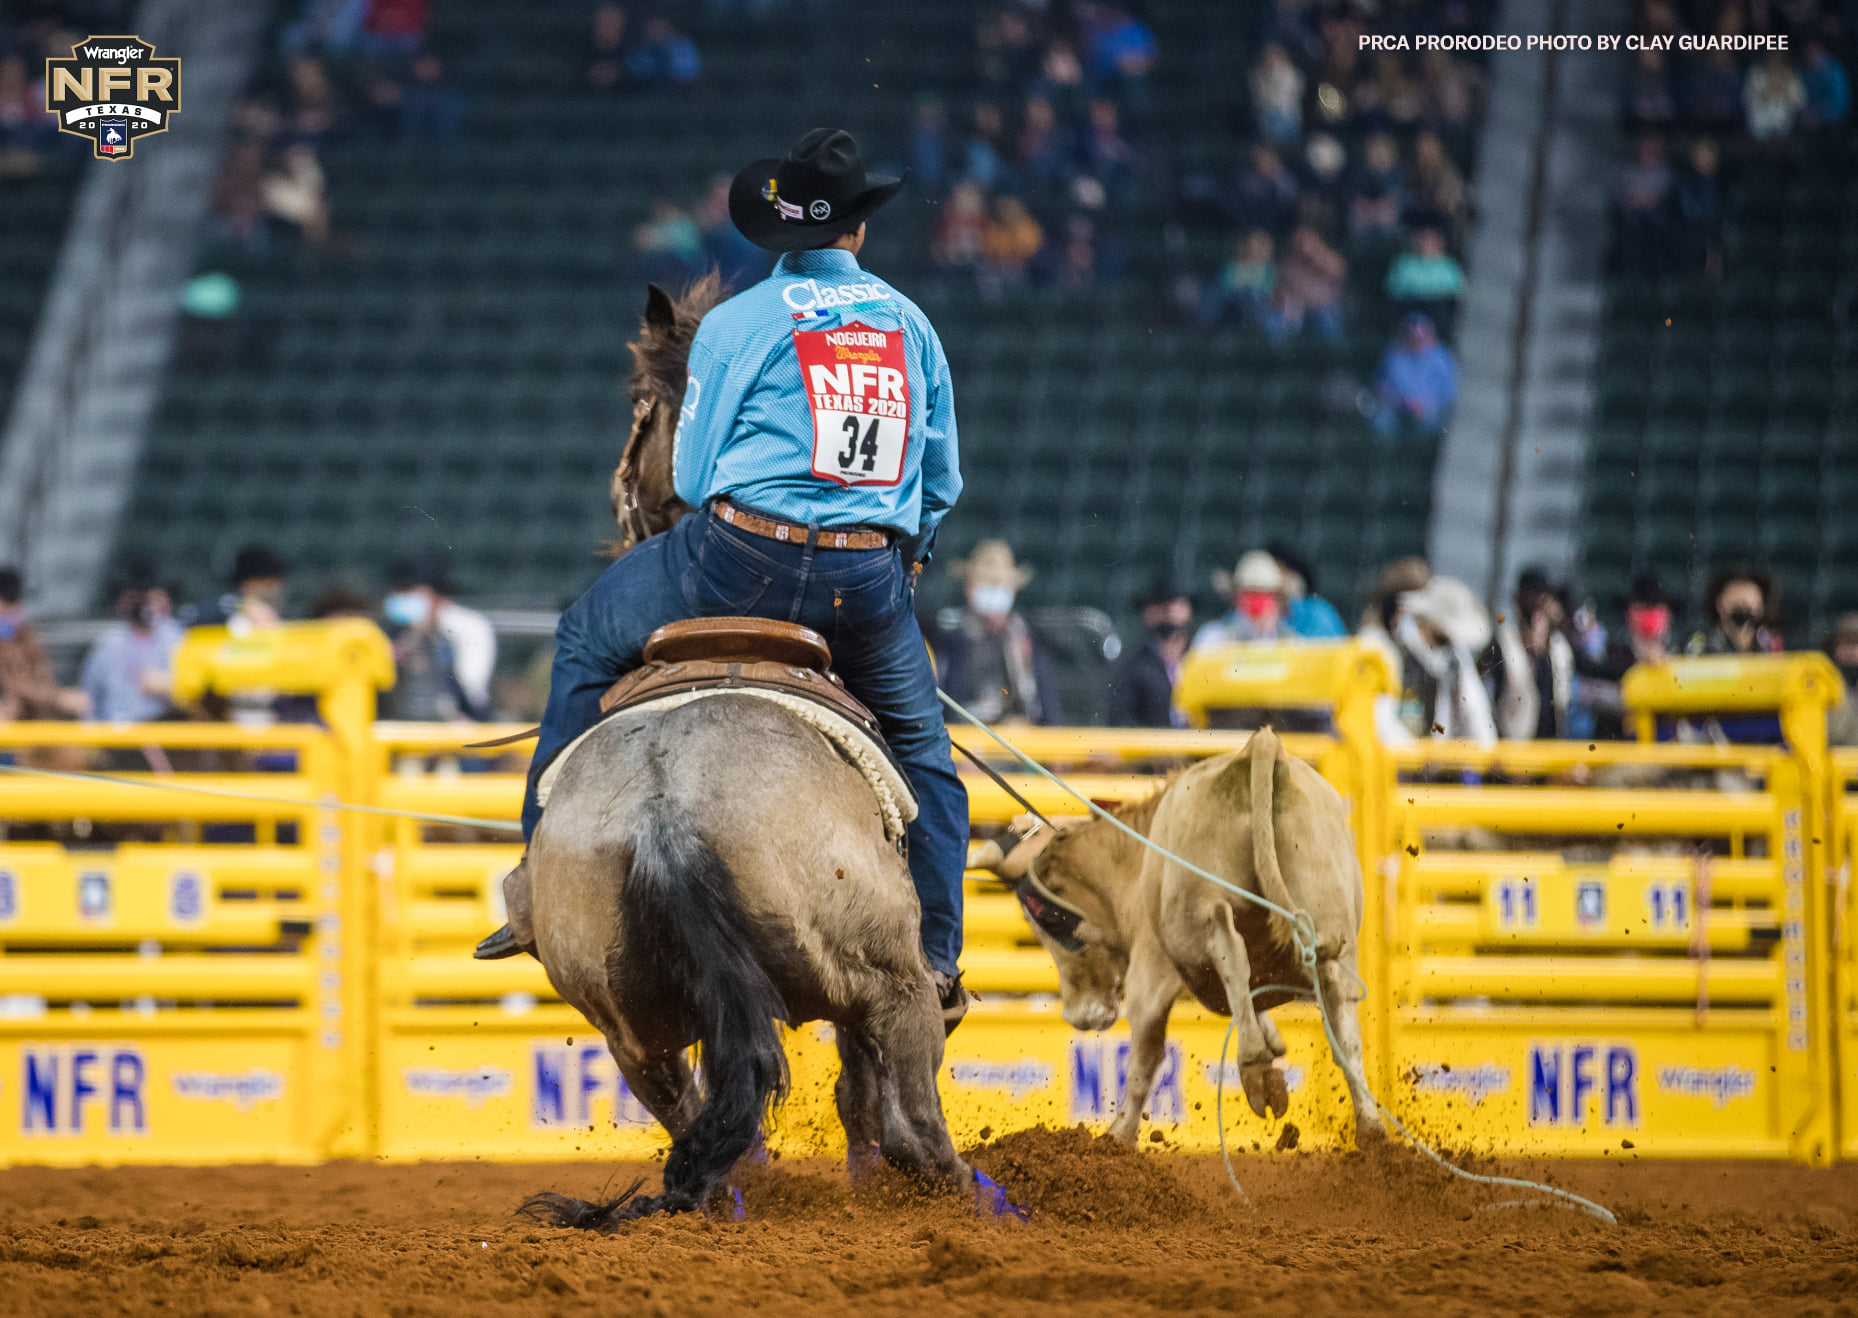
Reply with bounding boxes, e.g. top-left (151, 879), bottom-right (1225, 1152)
top-left (628, 271), bottom-right (729, 406)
